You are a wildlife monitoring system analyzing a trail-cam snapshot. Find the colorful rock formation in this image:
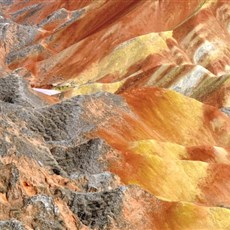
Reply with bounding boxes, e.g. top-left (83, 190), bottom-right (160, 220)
top-left (1, 0), bottom-right (230, 229)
